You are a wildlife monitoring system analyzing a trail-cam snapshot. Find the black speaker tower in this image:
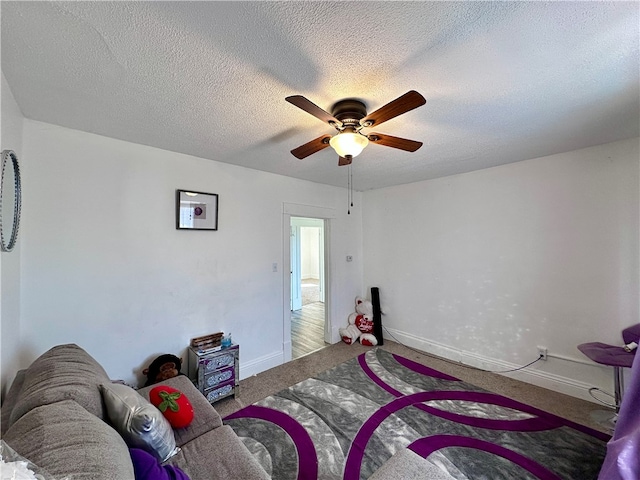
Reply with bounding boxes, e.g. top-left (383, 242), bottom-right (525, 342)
top-left (371, 287), bottom-right (383, 345)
